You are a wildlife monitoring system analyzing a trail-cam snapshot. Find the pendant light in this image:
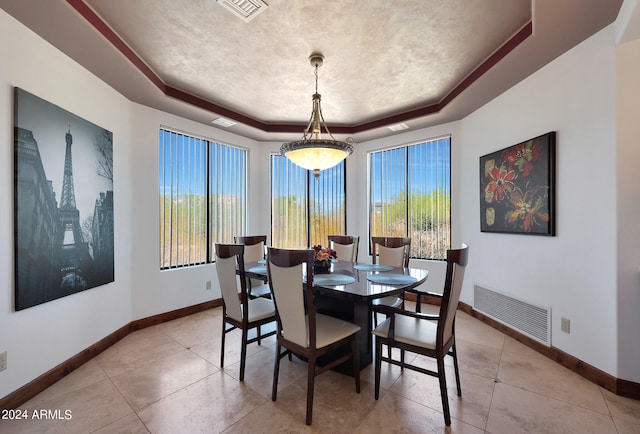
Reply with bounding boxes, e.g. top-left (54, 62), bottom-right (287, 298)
top-left (280, 53), bottom-right (354, 177)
